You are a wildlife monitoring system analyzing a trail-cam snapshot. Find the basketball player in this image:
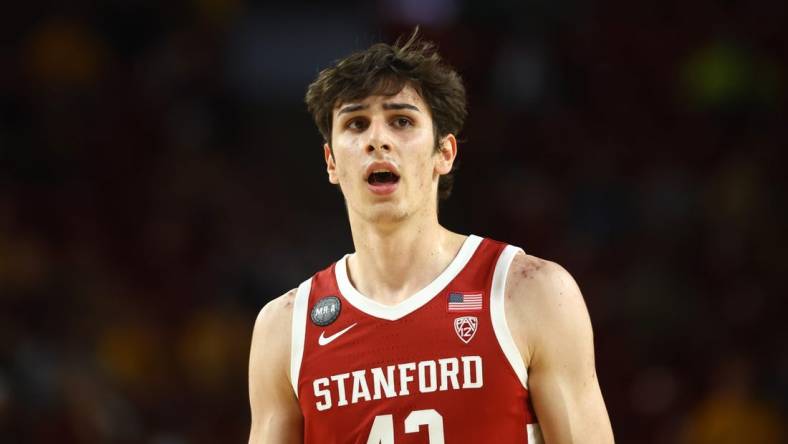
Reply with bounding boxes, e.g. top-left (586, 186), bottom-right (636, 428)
top-left (248, 32), bottom-right (614, 443)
